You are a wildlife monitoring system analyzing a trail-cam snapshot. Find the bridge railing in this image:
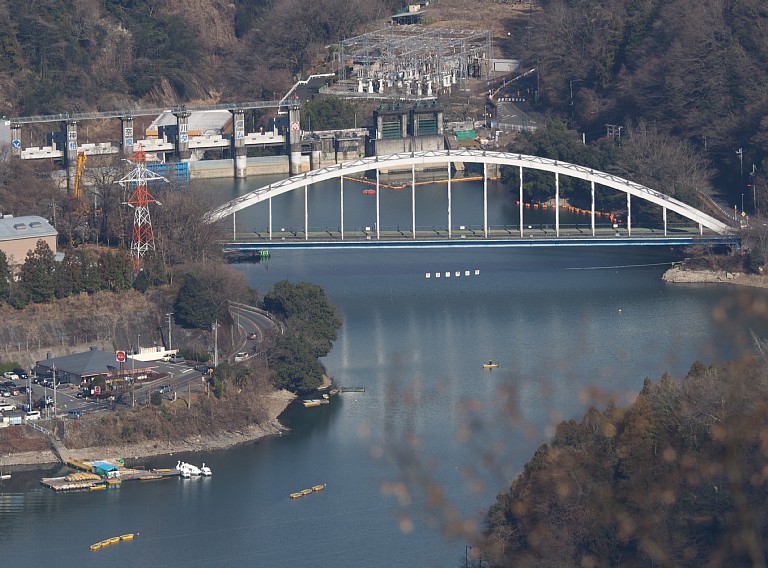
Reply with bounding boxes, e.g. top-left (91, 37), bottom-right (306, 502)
top-left (232, 222), bottom-right (715, 242)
